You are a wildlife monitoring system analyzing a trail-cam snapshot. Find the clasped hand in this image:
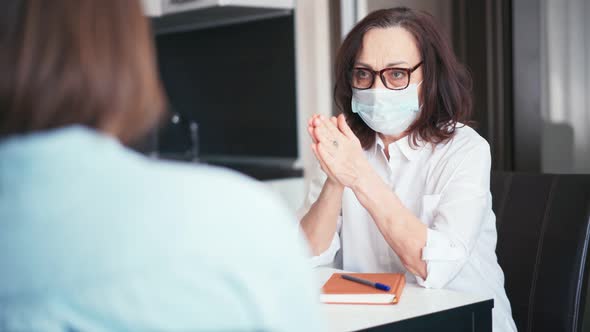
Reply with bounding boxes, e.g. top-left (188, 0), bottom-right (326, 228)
top-left (307, 114), bottom-right (372, 190)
